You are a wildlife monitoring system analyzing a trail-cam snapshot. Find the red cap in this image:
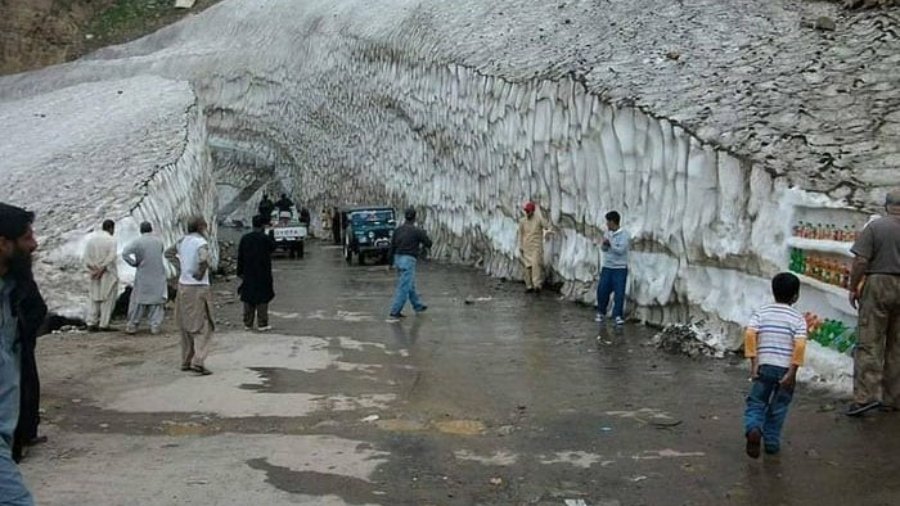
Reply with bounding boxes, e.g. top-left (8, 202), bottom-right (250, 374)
top-left (523, 202), bottom-right (536, 213)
